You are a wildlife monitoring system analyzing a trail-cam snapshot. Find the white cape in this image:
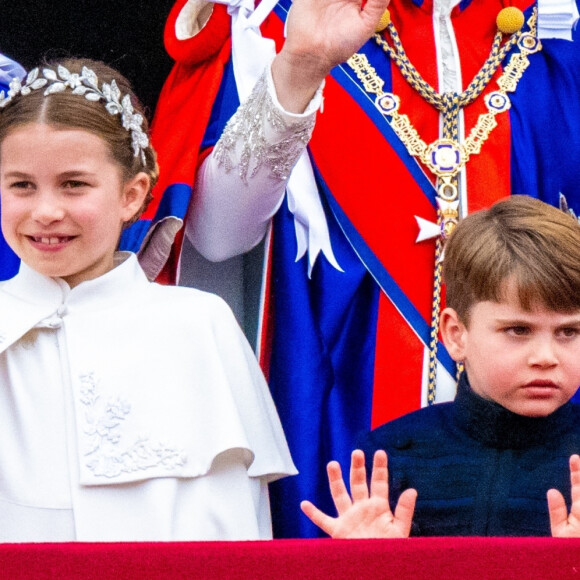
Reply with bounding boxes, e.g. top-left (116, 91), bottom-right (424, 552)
top-left (0, 253), bottom-right (296, 541)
